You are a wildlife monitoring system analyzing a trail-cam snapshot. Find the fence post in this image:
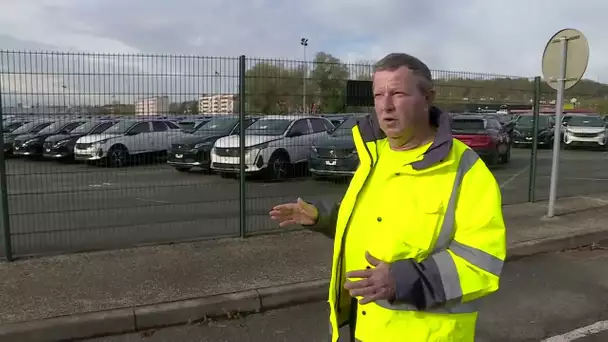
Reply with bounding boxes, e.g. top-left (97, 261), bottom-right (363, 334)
top-left (0, 86), bottom-right (13, 261)
top-left (527, 76), bottom-right (541, 203)
top-left (238, 55), bottom-right (247, 238)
